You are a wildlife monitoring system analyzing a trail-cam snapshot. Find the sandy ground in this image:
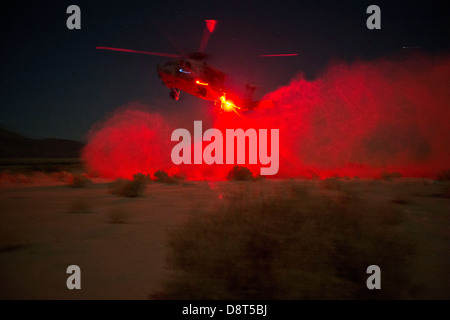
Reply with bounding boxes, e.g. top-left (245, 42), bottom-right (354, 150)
top-left (0, 178), bottom-right (449, 299)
